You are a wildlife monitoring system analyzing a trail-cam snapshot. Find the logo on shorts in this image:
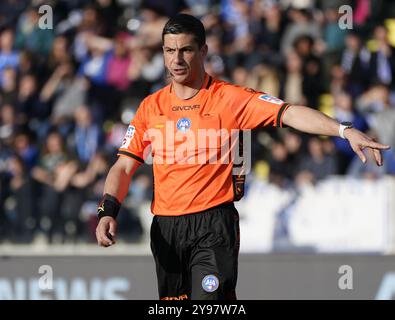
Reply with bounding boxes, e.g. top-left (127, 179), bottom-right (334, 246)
top-left (177, 117), bottom-right (191, 132)
top-left (202, 275), bottom-right (219, 293)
